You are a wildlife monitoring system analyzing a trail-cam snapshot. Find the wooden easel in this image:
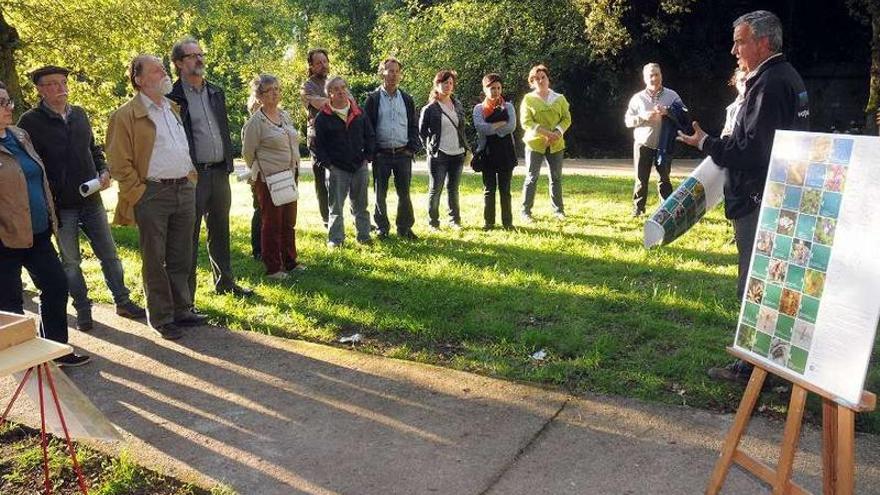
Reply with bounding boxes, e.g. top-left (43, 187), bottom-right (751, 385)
top-left (706, 347), bottom-right (876, 495)
top-left (0, 311), bottom-right (89, 494)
